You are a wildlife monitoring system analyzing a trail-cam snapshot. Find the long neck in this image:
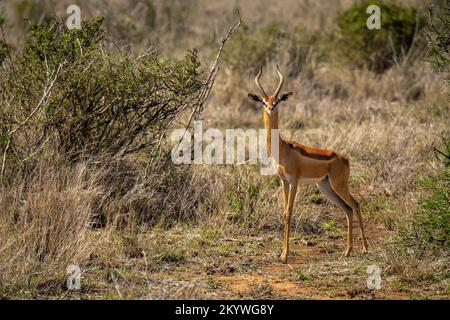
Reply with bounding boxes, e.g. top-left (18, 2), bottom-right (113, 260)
top-left (263, 111), bottom-right (282, 155)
